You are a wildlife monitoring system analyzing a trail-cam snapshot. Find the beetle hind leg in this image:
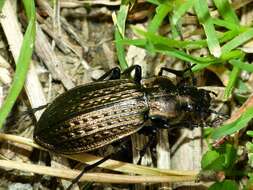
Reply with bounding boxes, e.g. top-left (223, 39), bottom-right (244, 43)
top-left (122, 65), bottom-right (142, 84)
top-left (97, 65), bottom-right (143, 84)
top-left (97, 67), bottom-right (121, 81)
top-left (66, 138), bottom-right (130, 190)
